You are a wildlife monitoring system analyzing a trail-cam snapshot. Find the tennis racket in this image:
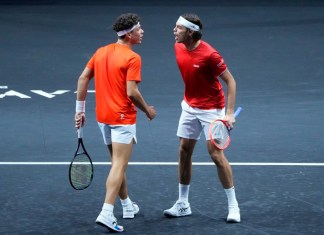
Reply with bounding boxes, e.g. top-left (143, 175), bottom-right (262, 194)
top-left (69, 127), bottom-right (93, 190)
top-left (209, 107), bottom-right (243, 150)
